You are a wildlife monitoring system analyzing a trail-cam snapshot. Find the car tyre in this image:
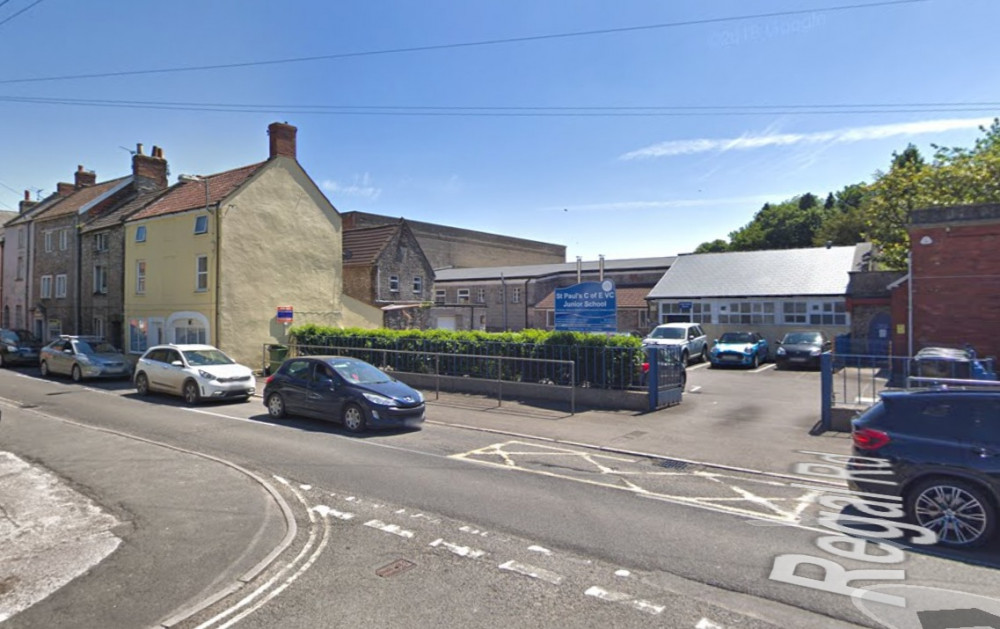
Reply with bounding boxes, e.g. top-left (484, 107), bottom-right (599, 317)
top-left (750, 354), bottom-right (759, 369)
top-left (699, 346), bottom-right (708, 363)
top-left (135, 372), bottom-right (150, 396)
top-left (681, 350), bottom-right (689, 365)
top-left (266, 393), bottom-right (286, 419)
top-left (40, 360), bottom-right (49, 377)
top-left (183, 380), bottom-right (201, 406)
top-left (71, 364), bottom-right (83, 382)
top-left (0, 353), bottom-right (5, 368)
top-left (343, 403), bottom-right (367, 433)
top-left (907, 478), bottom-right (996, 548)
